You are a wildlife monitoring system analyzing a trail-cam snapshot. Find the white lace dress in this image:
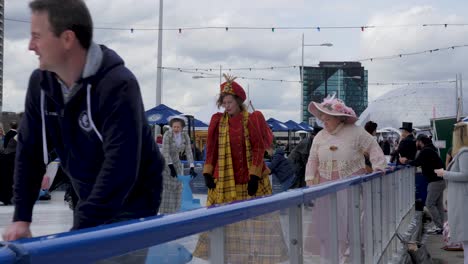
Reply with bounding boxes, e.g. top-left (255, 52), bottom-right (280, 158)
top-left (304, 123), bottom-right (386, 263)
